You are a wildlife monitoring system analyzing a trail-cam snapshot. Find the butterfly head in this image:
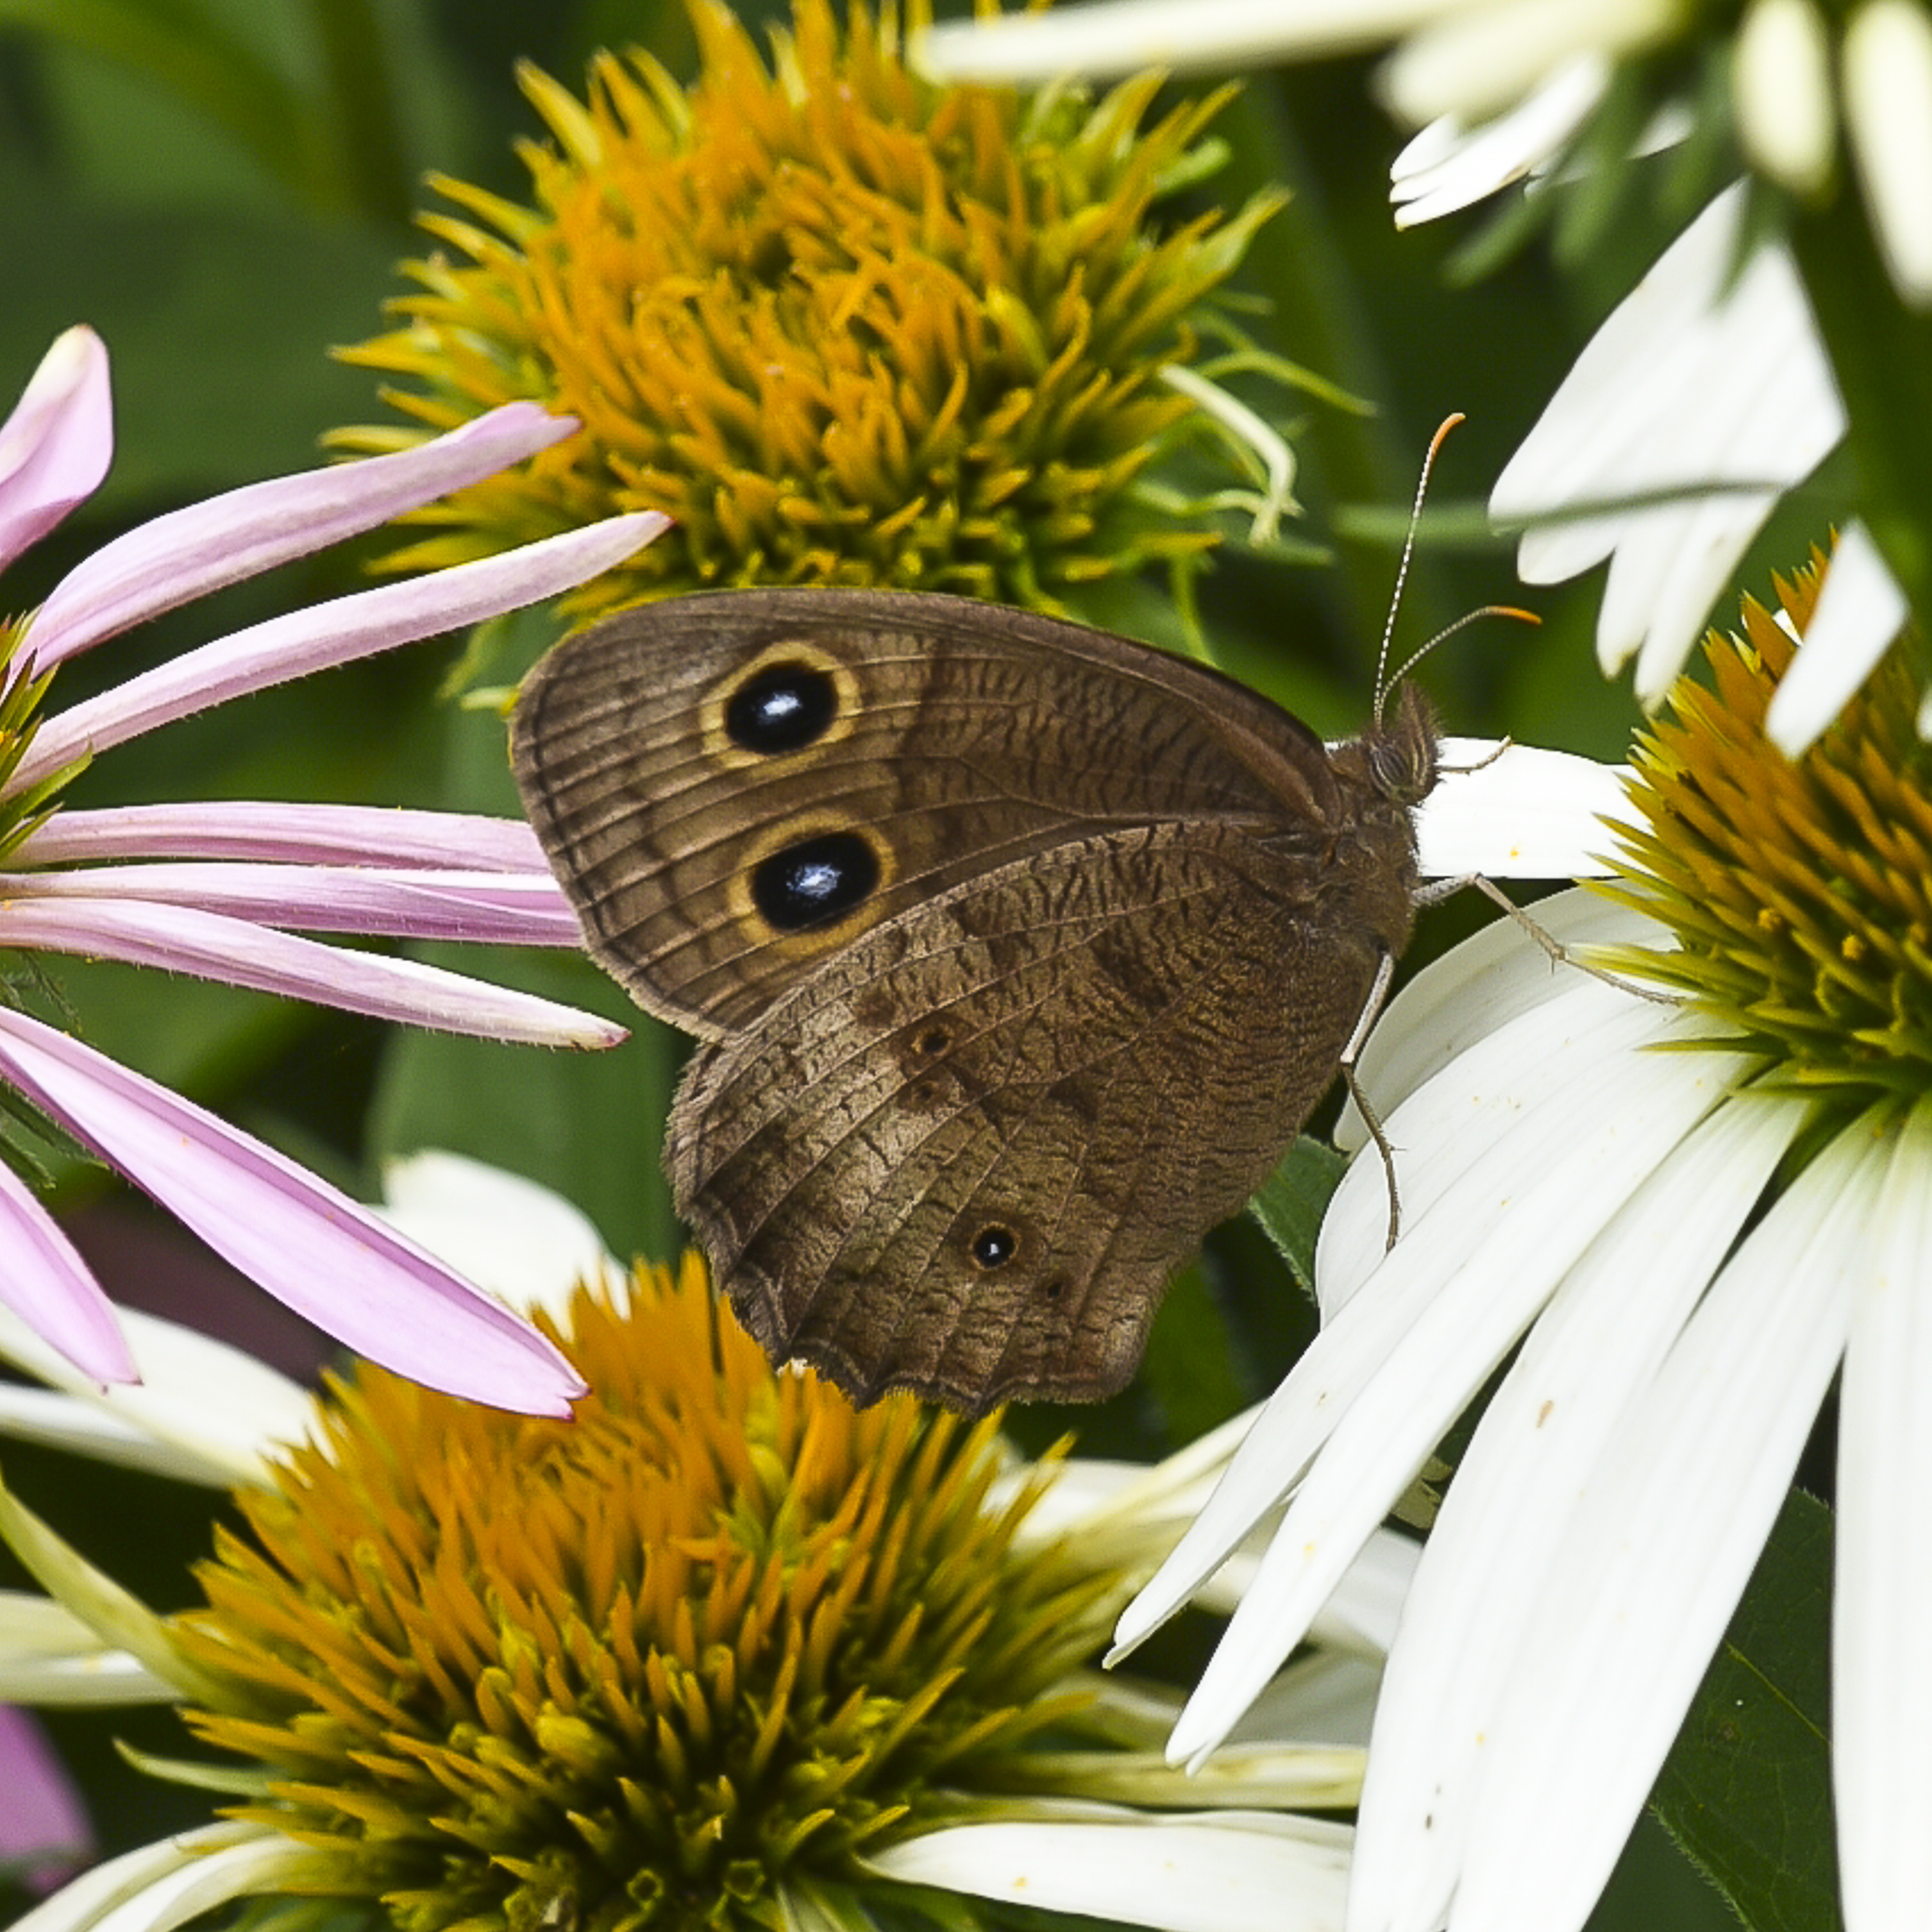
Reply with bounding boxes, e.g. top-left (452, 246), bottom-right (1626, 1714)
top-left (1365, 681), bottom-right (1439, 808)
